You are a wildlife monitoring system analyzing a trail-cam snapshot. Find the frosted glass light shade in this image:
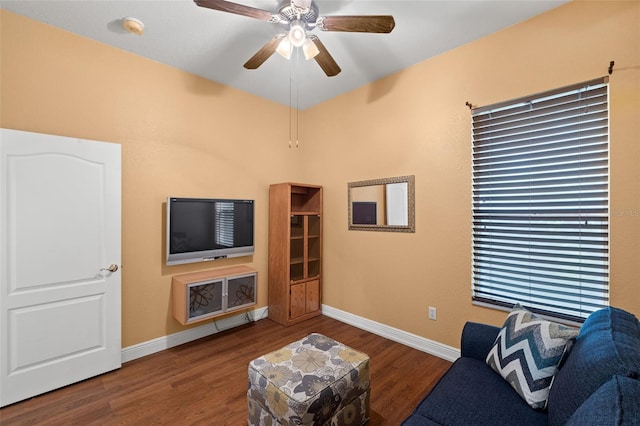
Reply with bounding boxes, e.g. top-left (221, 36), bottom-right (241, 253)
top-left (302, 39), bottom-right (319, 60)
top-left (276, 38), bottom-right (293, 59)
top-left (288, 20), bottom-right (306, 47)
